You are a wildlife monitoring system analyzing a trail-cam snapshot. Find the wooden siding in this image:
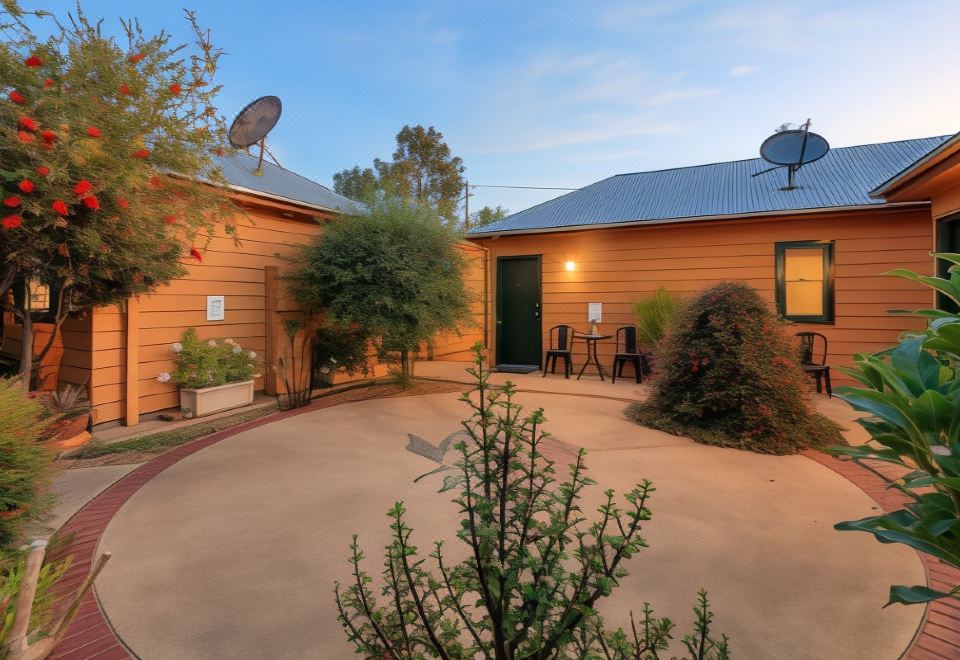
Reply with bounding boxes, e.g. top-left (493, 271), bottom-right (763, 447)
top-left (425, 242), bottom-right (487, 362)
top-left (89, 203), bottom-right (330, 424)
top-left (472, 207), bottom-right (935, 384)
top-left (82, 203), bottom-right (488, 425)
